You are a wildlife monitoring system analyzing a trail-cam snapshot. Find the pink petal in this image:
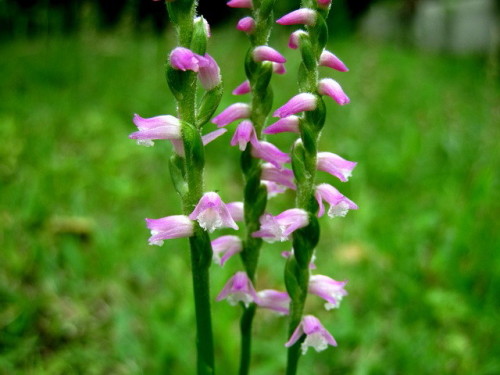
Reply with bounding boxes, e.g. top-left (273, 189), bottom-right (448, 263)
top-left (253, 46), bottom-right (286, 63)
top-left (273, 93), bottom-right (317, 118)
top-left (319, 50), bottom-right (349, 72)
top-left (276, 8), bottom-right (317, 26)
top-left (232, 80), bottom-right (251, 95)
top-left (212, 103), bottom-right (251, 127)
top-left (236, 16), bottom-right (255, 33)
top-left (318, 78), bottom-right (350, 105)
